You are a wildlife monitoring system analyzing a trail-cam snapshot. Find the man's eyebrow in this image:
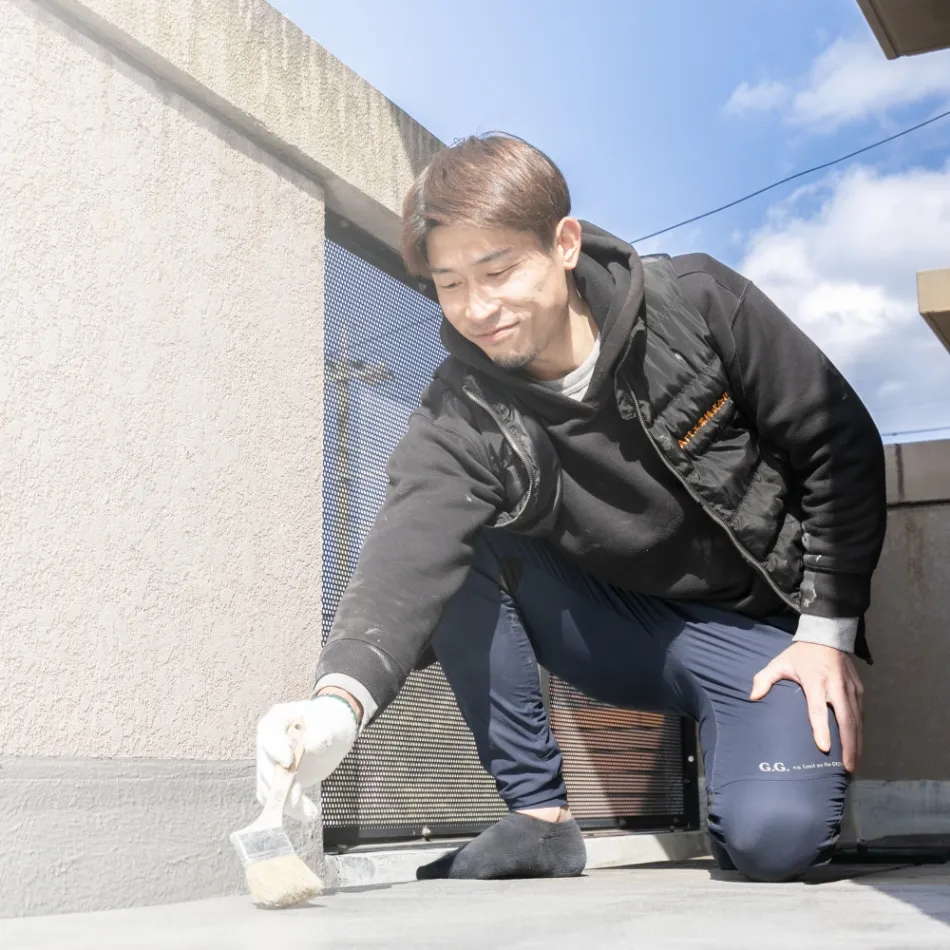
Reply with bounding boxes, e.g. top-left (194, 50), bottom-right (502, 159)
top-left (430, 247), bottom-right (514, 276)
